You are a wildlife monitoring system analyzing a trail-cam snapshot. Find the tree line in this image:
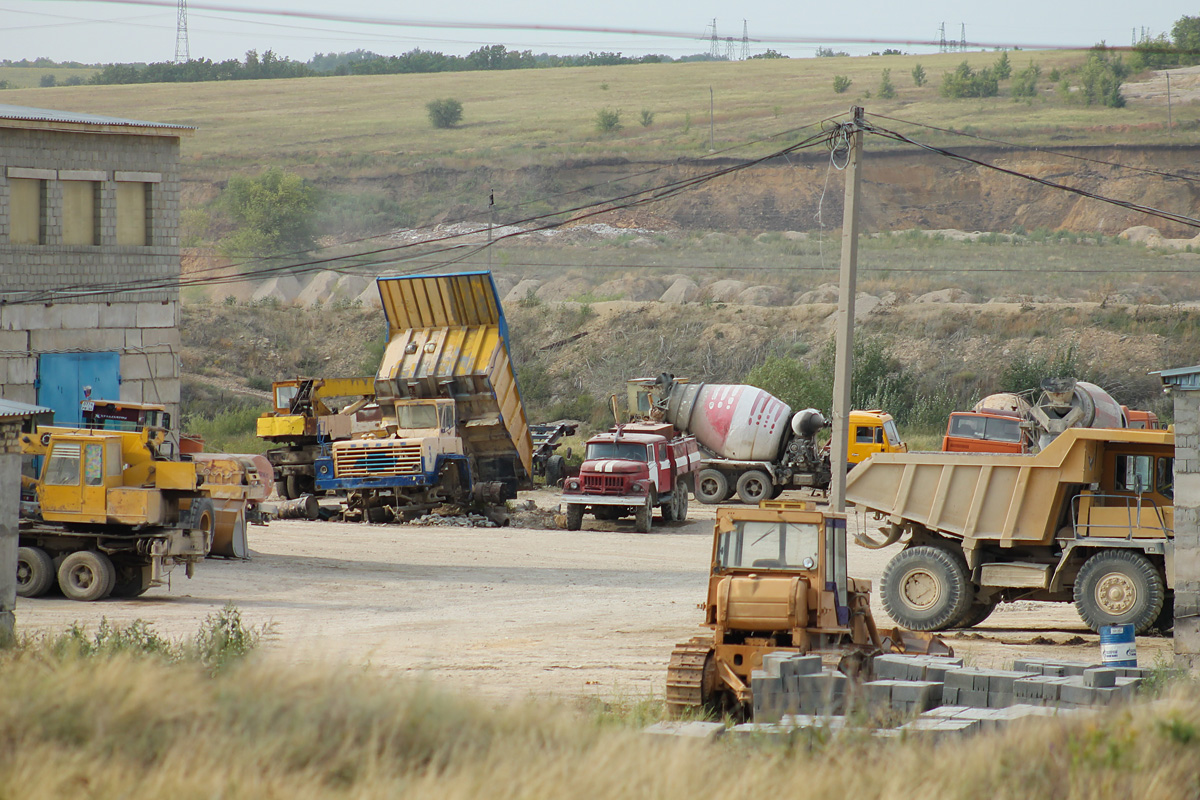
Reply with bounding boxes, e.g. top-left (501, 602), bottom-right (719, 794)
top-left (86, 45), bottom-right (724, 86)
